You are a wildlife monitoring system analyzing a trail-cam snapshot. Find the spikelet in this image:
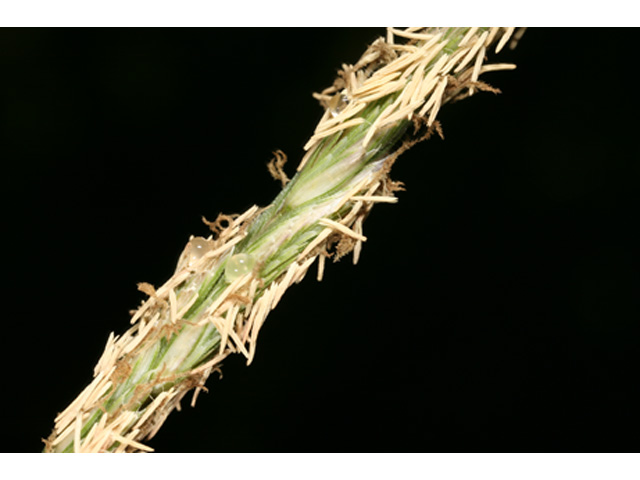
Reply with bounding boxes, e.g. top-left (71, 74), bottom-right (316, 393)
top-left (44, 28), bottom-right (522, 453)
